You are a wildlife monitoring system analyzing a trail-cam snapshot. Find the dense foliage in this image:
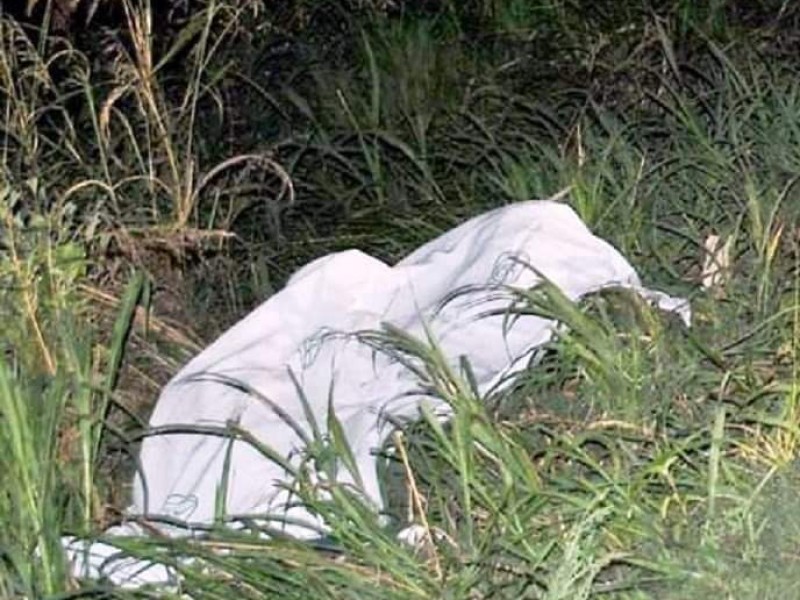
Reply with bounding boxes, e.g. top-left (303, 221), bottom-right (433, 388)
top-left (2, 1), bottom-right (800, 597)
